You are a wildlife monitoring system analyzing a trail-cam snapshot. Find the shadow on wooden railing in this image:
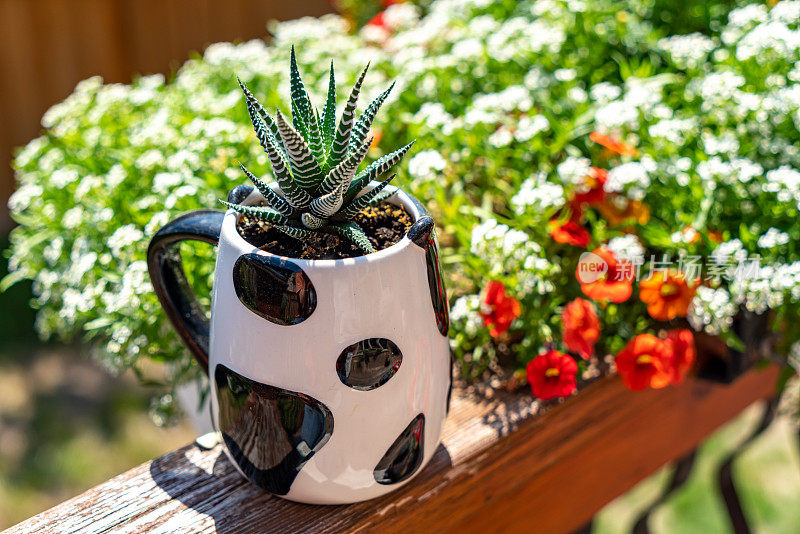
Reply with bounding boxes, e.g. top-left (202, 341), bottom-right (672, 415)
top-left (6, 365), bottom-right (780, 534)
